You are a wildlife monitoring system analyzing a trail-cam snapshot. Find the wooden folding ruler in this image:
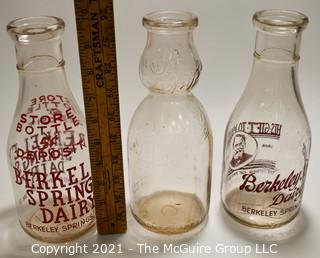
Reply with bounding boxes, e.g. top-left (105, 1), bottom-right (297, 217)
top-left (74, 0), bottom-right (126, 234)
